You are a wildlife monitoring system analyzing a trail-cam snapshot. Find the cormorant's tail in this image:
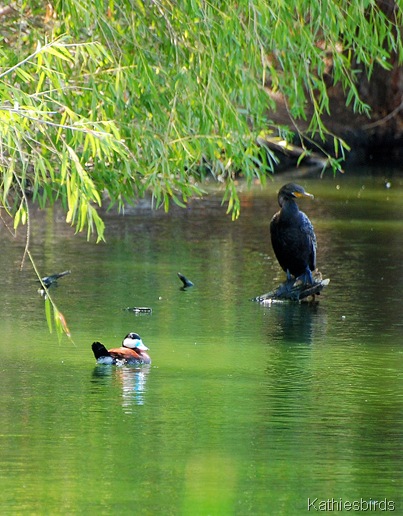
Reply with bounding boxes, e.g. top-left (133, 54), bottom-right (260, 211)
top-left (92, 342), bottom-right (111, 360)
